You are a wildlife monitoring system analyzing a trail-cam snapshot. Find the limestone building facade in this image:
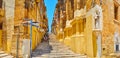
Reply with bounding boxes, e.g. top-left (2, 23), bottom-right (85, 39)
top-left (0, 0), bottom-right (48, 57)
top-left (52, 0), bottom-right (120, 57)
